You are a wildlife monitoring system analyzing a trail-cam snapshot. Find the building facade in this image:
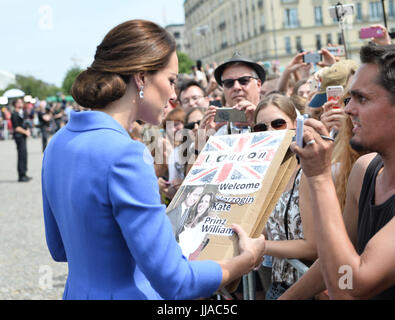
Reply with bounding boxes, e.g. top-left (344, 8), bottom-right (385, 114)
top-left (183, 0), bottom-right (395, 68)
top-left (165, 24), bottom-right (189, 53)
